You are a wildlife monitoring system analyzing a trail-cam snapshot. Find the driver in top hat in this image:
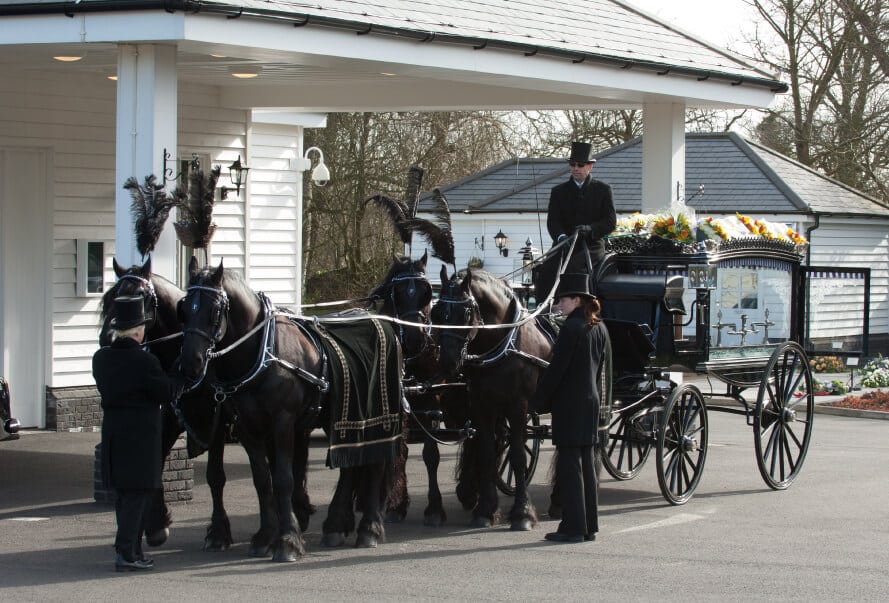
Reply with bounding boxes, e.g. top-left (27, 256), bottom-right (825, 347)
top-left (546, 141), bottom-right (617, 268)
